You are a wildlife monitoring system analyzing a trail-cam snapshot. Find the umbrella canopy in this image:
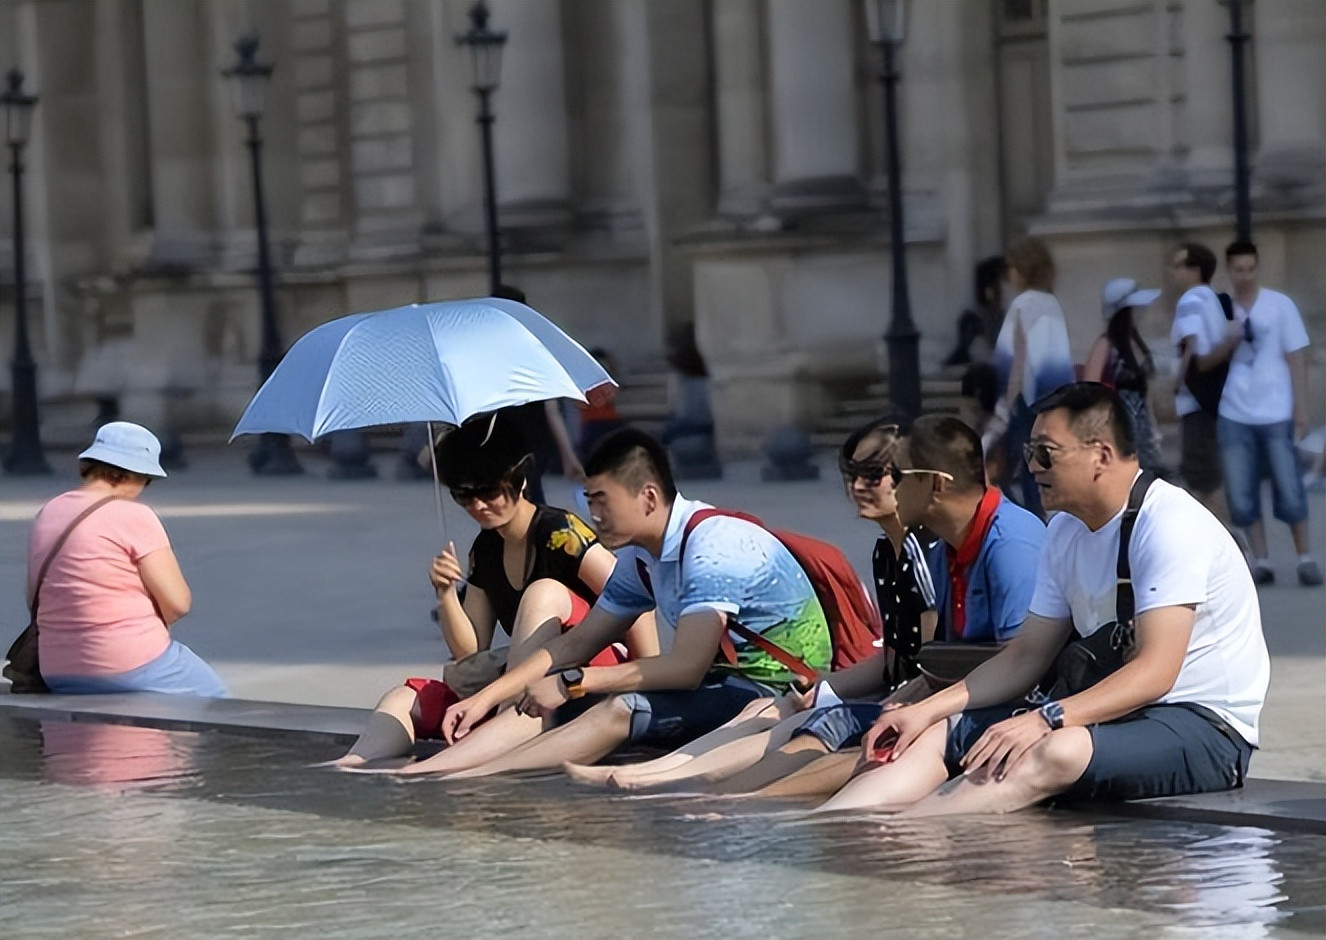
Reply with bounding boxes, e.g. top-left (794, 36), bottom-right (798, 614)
top-left (231, 298), bottom-right (614, 442)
